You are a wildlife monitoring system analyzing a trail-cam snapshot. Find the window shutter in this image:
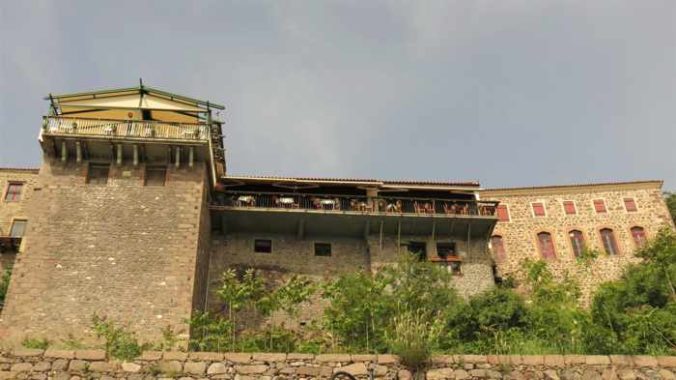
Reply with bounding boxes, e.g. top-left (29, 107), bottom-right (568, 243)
top-left (593, 199), bottom-right (606, 213)
top-left (532, 202), bottom-right (545, 216)
top-left (563, 201), bottom-right (576, 215)
top-left (624, 198), bottom-right (637, 212)
top-left (496, 205), bottom-right (510, 222)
